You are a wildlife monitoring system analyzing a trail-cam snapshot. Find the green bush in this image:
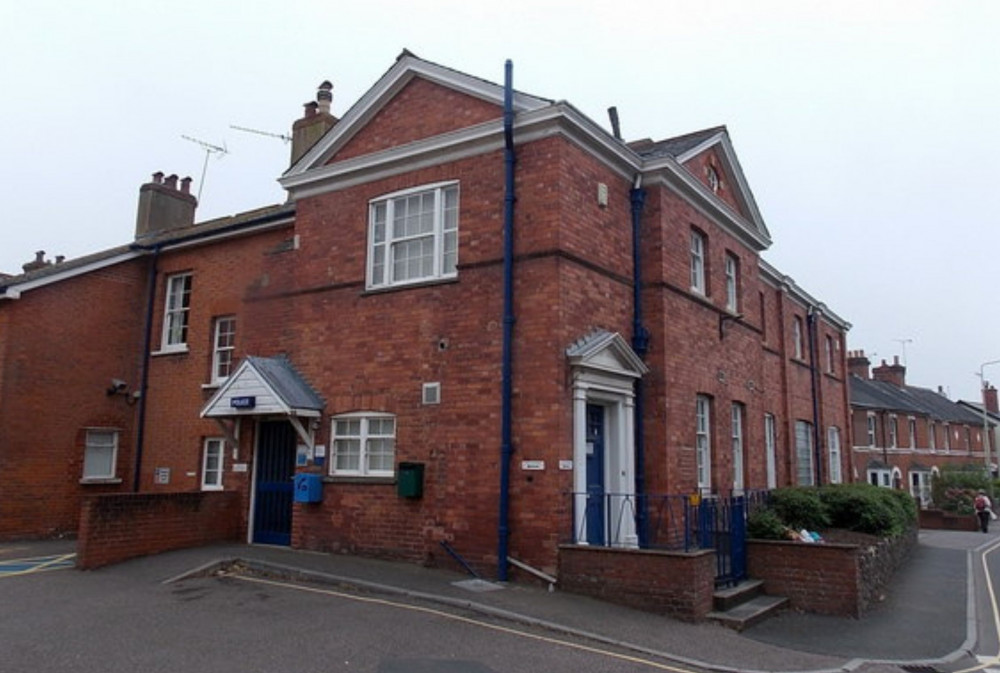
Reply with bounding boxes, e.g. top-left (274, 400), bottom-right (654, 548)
top-left (768, 487), bottom-right (829, 531)
top-left (747, 509), bottom-right (789, 540)
top-left (932, 465), bottom-right (992, 513)
top-left (819, 483), bottom-right (916, 536)
top-left (749, 484), bottom-right (916, 539)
